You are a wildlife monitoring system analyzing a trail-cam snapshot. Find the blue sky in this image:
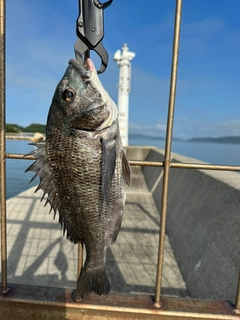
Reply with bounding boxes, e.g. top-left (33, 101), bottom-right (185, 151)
top-left (6, 0), bottom-right (240, 139)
